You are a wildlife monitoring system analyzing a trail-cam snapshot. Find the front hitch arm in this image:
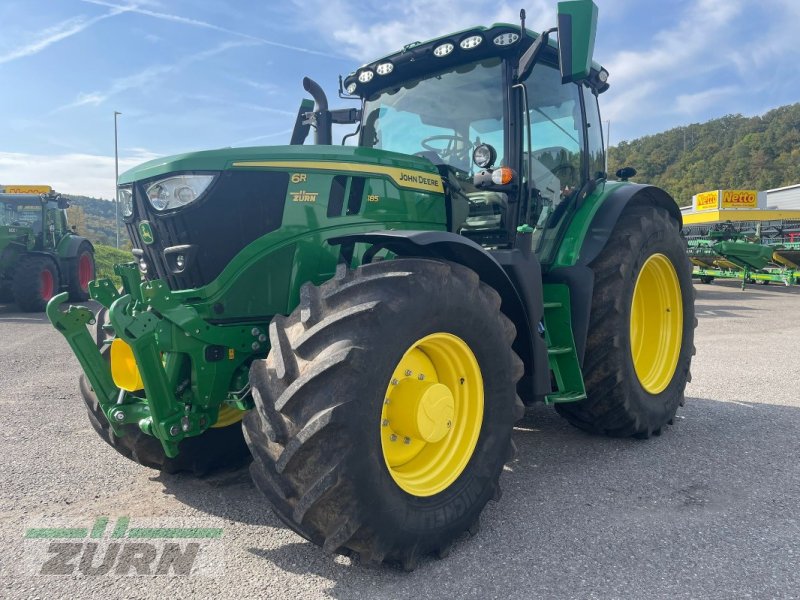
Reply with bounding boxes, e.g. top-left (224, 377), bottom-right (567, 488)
top-left (46, 292), bottom-right (122, 436)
